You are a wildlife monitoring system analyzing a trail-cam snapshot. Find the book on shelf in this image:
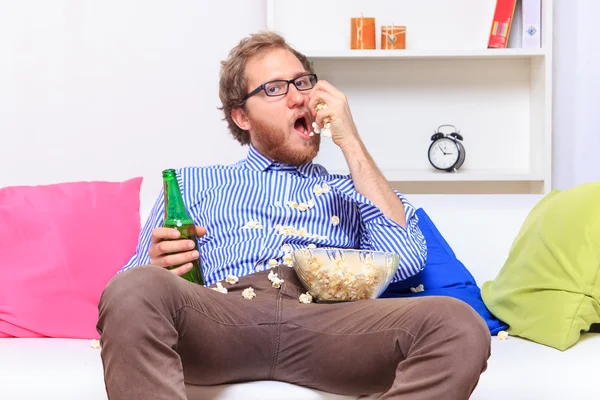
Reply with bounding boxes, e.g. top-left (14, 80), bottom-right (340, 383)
top-left (488, 0), bottom-right (518, 48)
top-left (521, 0), bottom-right (541, 48)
